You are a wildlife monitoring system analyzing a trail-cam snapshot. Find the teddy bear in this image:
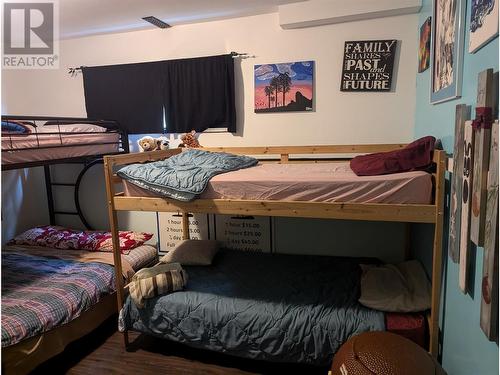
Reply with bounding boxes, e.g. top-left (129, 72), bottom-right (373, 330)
top-left (179, 130), bottom-right (201, 148)
top-left (137, 136), bottom-right (157, 152)
top-left (137, 136), bottom-right (169, 152)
